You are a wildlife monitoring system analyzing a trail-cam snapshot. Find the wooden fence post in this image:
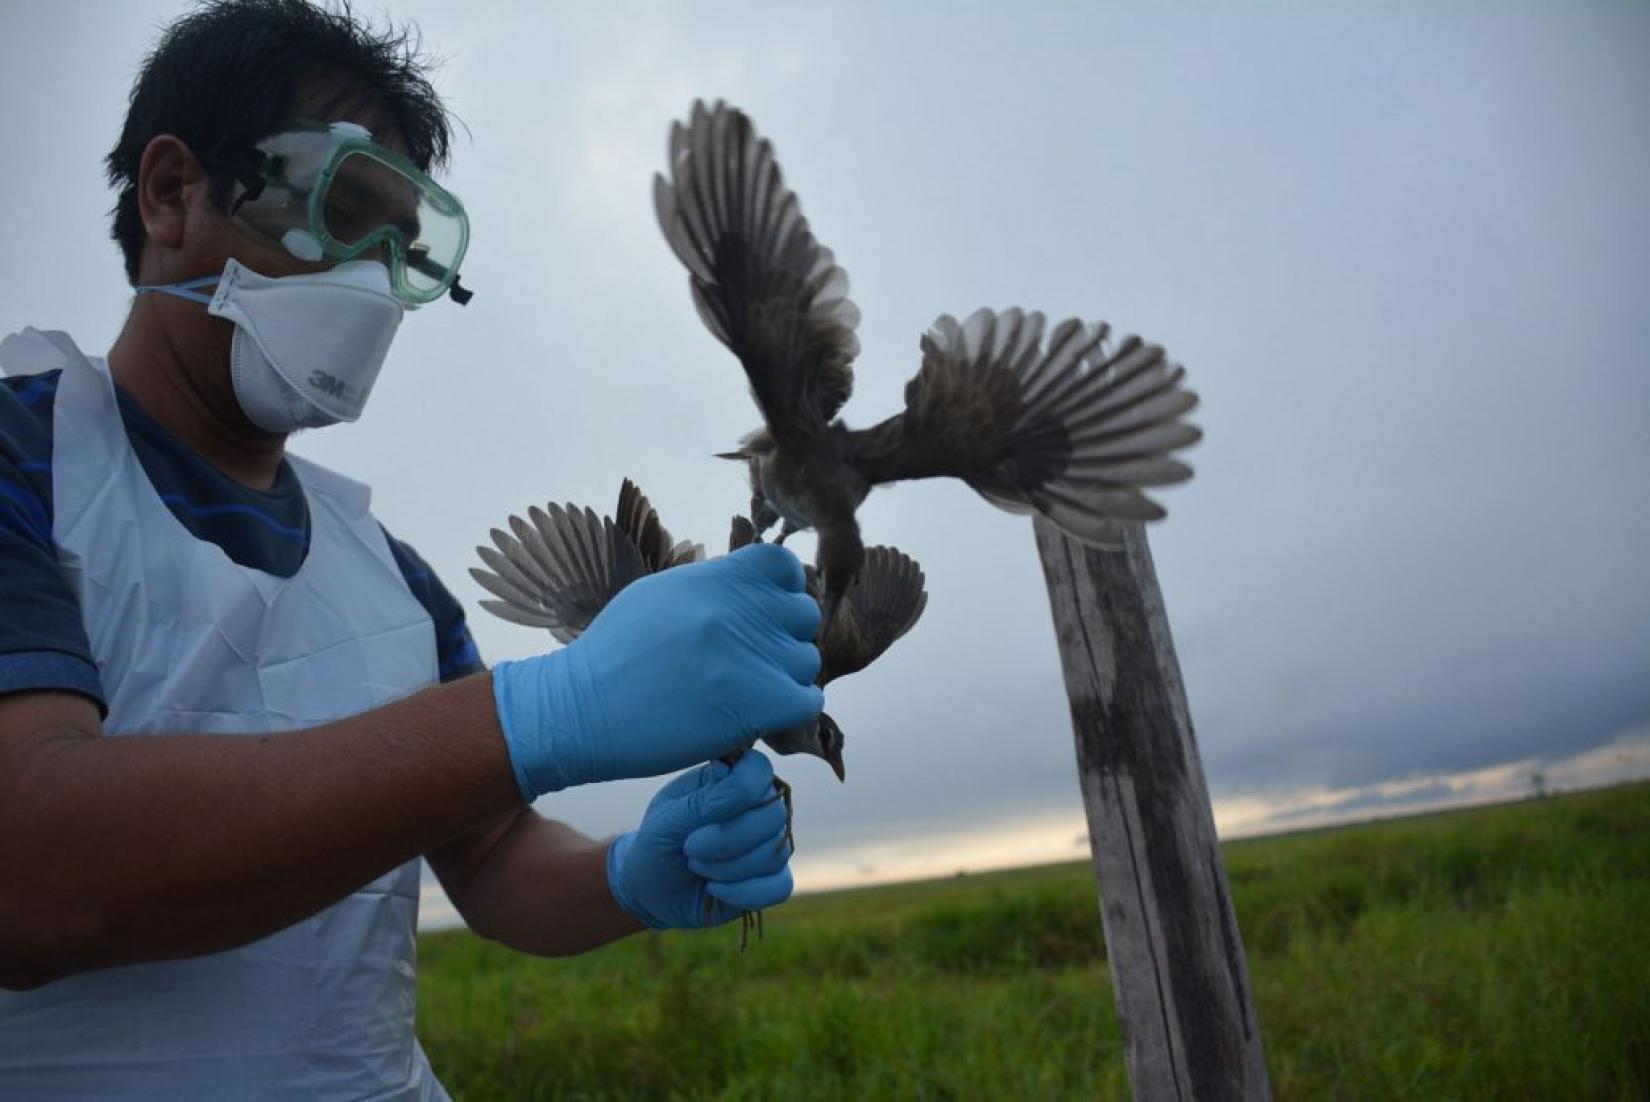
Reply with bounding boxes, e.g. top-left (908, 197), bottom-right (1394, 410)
top-left (1033, 517), bottom-right (1270, 1101)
